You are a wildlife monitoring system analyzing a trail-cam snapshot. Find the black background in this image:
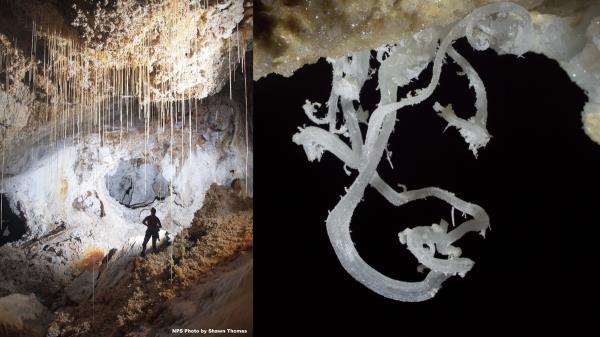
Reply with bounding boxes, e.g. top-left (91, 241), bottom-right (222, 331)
top-left (254, 38), bottom-right (599, 335)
